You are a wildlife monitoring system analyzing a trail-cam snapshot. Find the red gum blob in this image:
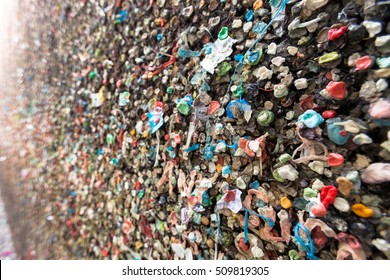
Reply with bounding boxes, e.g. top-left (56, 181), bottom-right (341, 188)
top-left (239, 238), bottom-right (249, 251)
top-left (326, 81), bottom-right (347, 100)
top-left (355, 56), bottom-right (373, 71)
top-left (339, 130), bottom-right (348, 137)
top-left (155, 101), bottom-right (164, 109)
top-left (322, 110), bottom-right (337, 119)
top-left (311, 203), bottom-right (327, 217)
top-left (327, 153), bottom-right (345, 166)
top-left (225, 190), bottom-right (236, 202)
top-left (328, 26), bottom-right (348, 41)
top-left (208, 101), bottom-right (221, 115)
top-left (102, 247), bottom-right (108, 257)
top-left (320, 186), bottom-right (337, 208)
